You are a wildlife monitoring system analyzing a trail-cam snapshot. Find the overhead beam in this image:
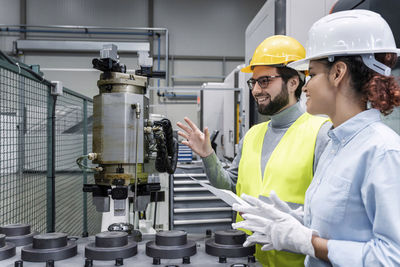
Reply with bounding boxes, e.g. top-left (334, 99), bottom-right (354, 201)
top-left (16, 40), bottom-right (150, 53)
